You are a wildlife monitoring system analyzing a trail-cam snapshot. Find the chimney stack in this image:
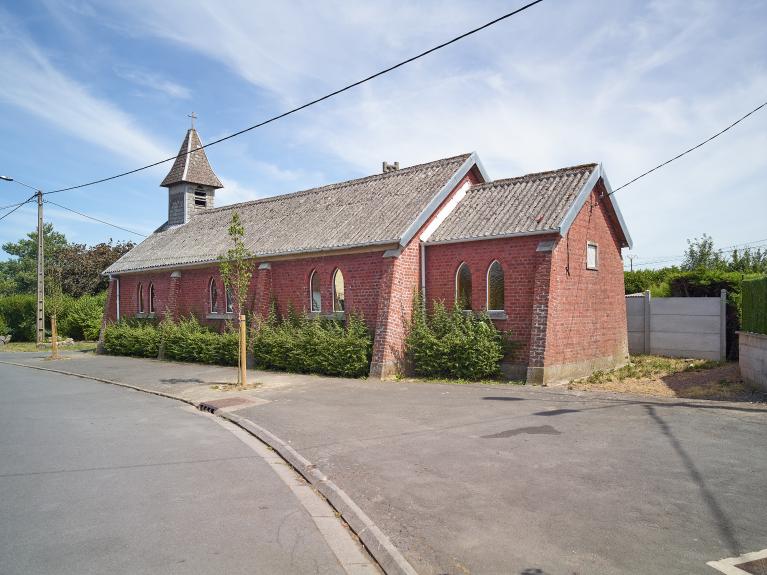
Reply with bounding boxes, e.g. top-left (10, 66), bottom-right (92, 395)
top-left (382, 161), bottom-right (400, 173)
